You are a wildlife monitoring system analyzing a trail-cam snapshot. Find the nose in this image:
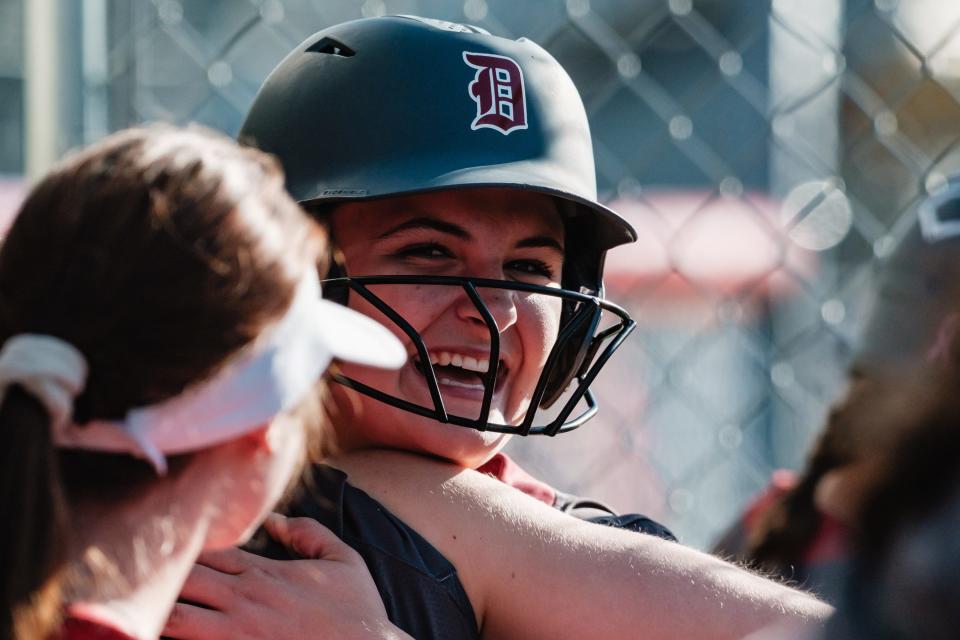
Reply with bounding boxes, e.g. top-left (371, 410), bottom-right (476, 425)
top-left (455, 283), bottom-right (519, 335)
